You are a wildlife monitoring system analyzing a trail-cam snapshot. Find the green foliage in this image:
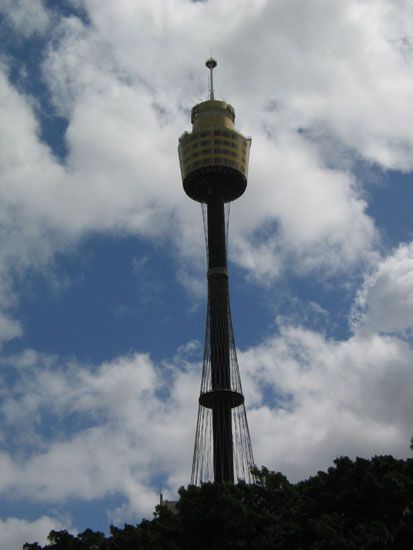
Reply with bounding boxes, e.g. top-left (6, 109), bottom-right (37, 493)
top-left (23, 453), bottom-right (413, 549)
